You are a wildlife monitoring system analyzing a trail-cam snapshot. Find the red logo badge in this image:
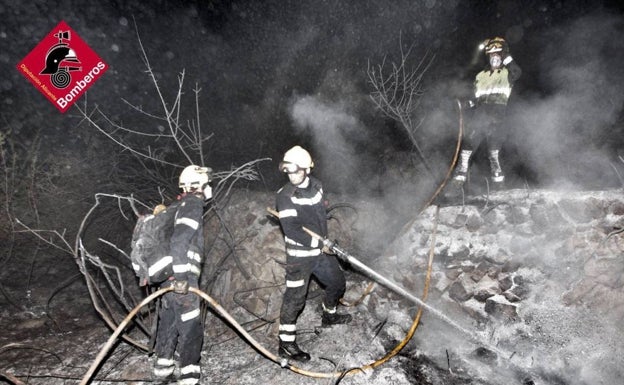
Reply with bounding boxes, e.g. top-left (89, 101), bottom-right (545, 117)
top-left (17, 21), bottom-right (108, 113)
